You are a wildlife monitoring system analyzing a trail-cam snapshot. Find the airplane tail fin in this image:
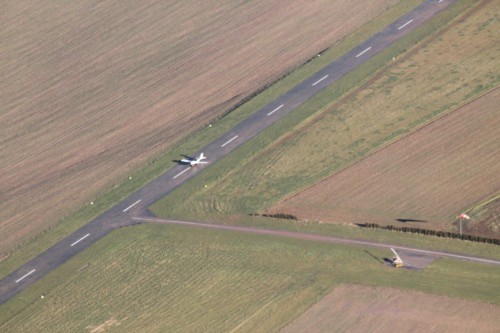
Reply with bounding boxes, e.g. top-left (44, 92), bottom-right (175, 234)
top-left (199, 152), bottom-right (205, 160)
